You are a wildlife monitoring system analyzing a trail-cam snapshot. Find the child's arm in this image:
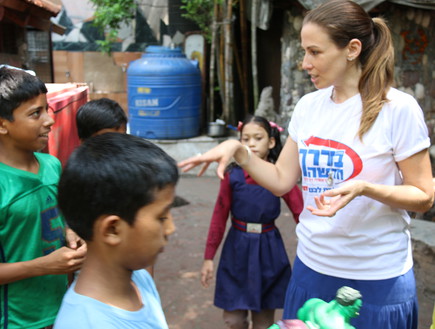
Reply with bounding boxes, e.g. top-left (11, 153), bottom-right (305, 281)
top-left (203, 173), bottom-right (232, 260)
top-left (200, 260), bottom-right (214, 288)
top-left (282, 184), bottom-right (304, 223)
top-left (0, 244), bottom-right (86, 285)
top-left (201, 172), bottom-right (232, 289)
